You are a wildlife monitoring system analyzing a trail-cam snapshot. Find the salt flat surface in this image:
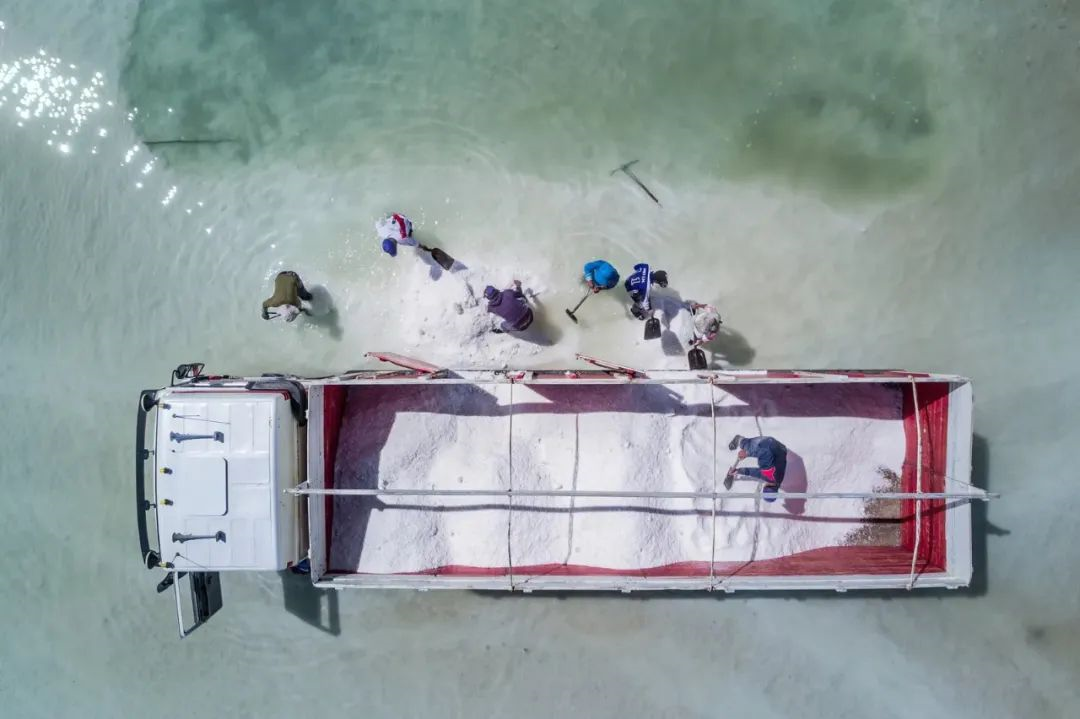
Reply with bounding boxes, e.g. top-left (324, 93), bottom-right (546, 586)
top-left (330, 383), bottom-right (904, 572)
